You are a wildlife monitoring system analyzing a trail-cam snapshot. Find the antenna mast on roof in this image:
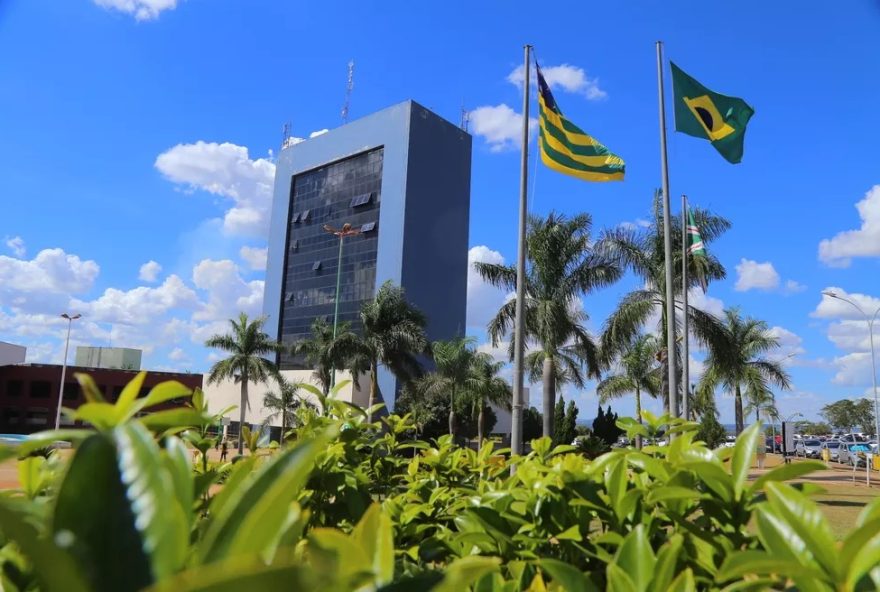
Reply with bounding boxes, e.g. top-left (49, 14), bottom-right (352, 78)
top-left (460, 101), bottom-right (470, 132)
top-left (341, 60), bottom-right (355, 124)
top-left (281, 121), bottom-right (292, 150)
